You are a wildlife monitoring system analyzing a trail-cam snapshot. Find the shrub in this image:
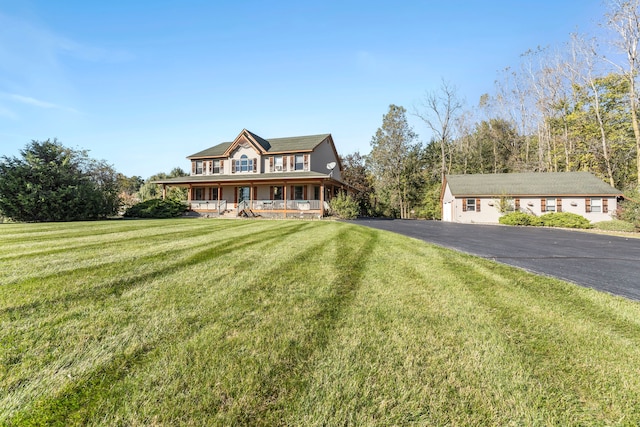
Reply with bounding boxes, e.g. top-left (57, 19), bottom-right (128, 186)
top-left (329, 192), bottom-right (359, 219)
top-left (538, 212), bottom-right (592, 229)
top-left (593, 219), bottom-right (636, 232)
top-left (618, 193), bottom-right (640, 227)
top-left (495, 194), bottom-right (515, 214)
top-left (124, 199), bottom-right (187, 218)
top-left (499, 212), bottom-right (541, 226)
